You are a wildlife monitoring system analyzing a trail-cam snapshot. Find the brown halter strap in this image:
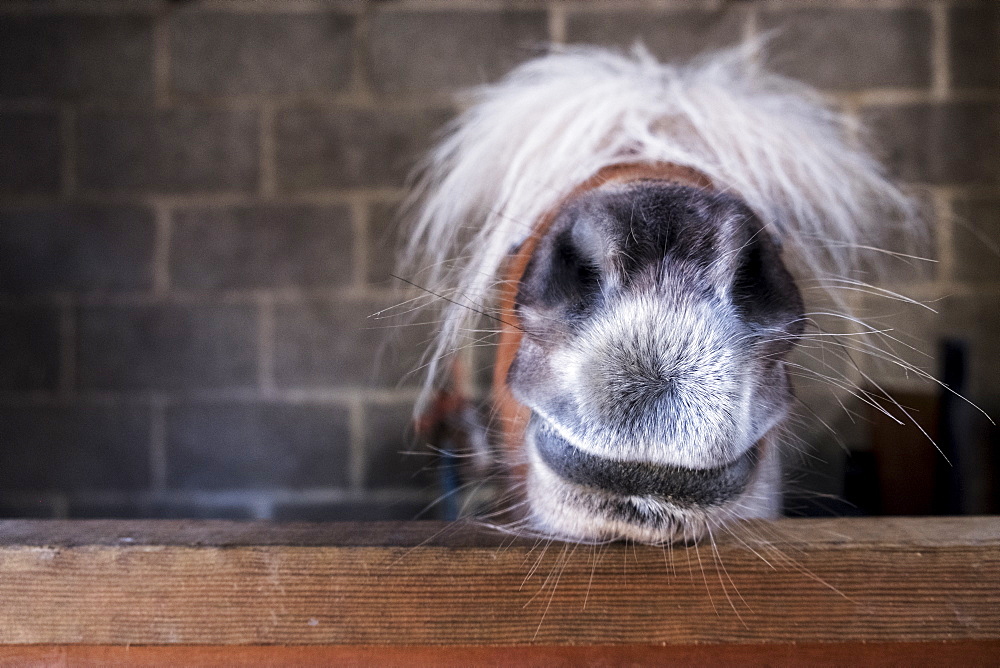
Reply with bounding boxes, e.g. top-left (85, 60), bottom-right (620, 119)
top-left (491, 163), bottom-right (714, 477)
